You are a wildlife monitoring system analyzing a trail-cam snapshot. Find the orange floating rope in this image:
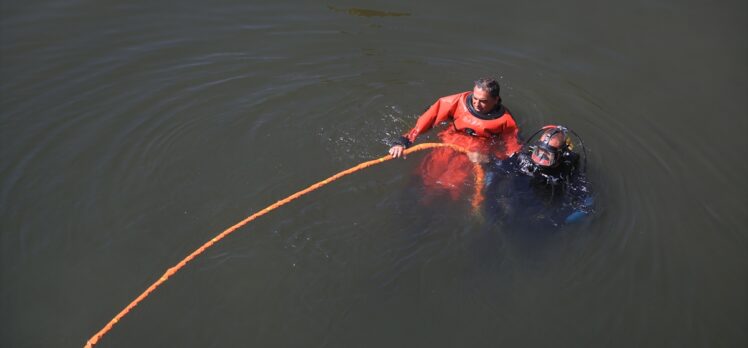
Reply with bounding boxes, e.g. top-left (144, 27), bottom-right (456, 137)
top-left (84, 142), bottom-right (483, 348)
